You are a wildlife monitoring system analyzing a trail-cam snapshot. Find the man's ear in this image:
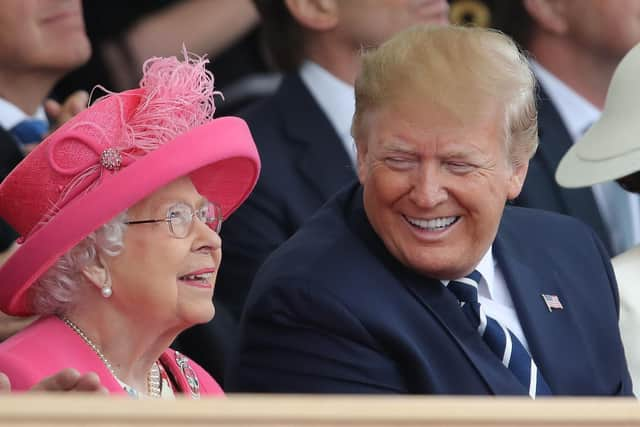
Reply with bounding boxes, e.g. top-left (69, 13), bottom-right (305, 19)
top-left (81, 255), bottom-right (111, 292)
top-left (523, 0), bottom-right (569, 35)
top-left (285, 0), bottom-right (339, 31)
top-left (355, 138), bottom-right (369, 185)
top-left (507, 161), bottom-right (529, 200)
